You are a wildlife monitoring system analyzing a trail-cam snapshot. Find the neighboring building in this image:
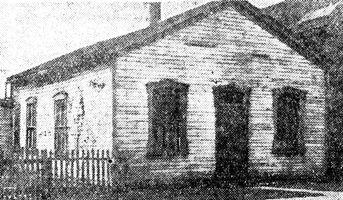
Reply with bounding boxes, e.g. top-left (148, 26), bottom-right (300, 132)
top-left (0, 99), bottom-right (13, 157)
top-left (262, 0), bottom-right (343, 64)
top-left (0, 70), bottom-right (8, 99)
top-left (0, 70), bottom-right (13, 157)
top-left (6, 1), bottom-right (329, 178)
